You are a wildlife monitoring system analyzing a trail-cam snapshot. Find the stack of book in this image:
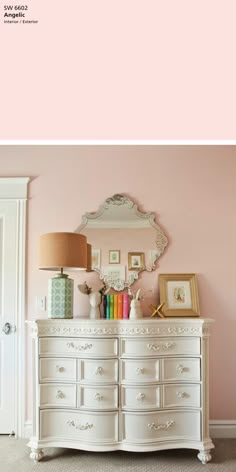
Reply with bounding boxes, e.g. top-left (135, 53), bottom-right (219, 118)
top-left (102, 293), bottom-right (130, 319)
